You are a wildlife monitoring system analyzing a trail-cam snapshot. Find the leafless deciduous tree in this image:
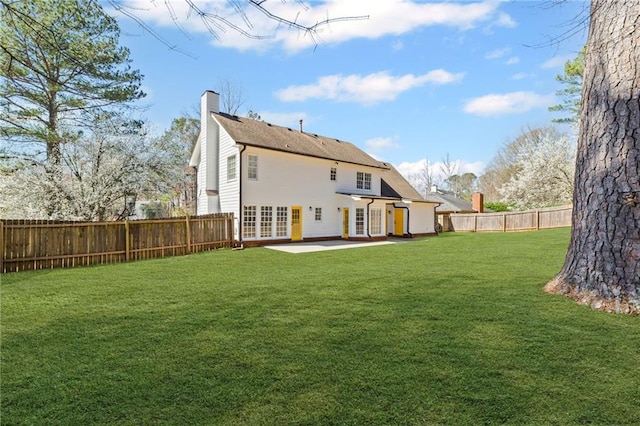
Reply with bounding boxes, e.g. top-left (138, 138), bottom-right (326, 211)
top-left (439, 153), bottom-right (460, 189)
top-left (216, 78), bottom-right (245, 116)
